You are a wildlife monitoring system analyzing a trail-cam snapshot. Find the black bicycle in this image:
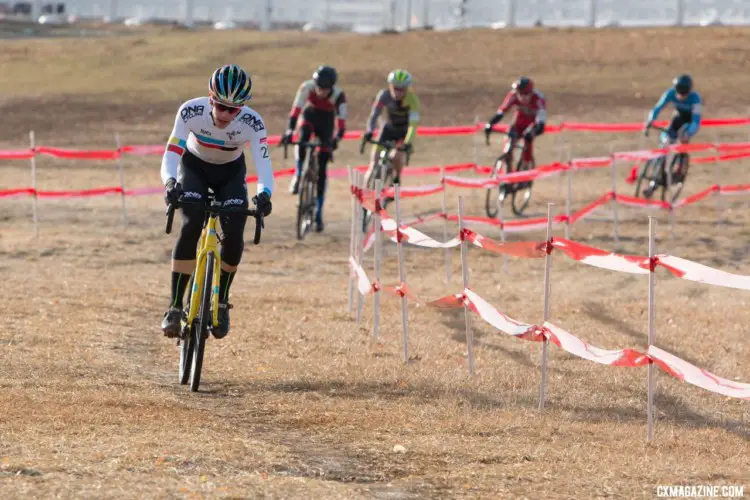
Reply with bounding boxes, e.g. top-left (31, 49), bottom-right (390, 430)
top-left (165, 190), bottom-right (263, 392)
top-left (485, 130), bottom-right (534, 217)
top-left (635, 125), bottom-right (690, 203)
top-left (283, 140), bottom-right (324, 240)
top-left (359, 136), bottom-right (410, 233)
